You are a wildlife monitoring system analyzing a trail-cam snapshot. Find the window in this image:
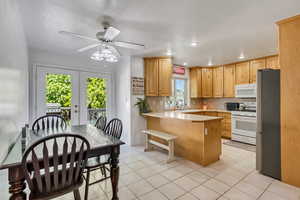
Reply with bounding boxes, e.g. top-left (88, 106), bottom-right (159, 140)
top-left (165, 78), bottom-right (187, 109)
